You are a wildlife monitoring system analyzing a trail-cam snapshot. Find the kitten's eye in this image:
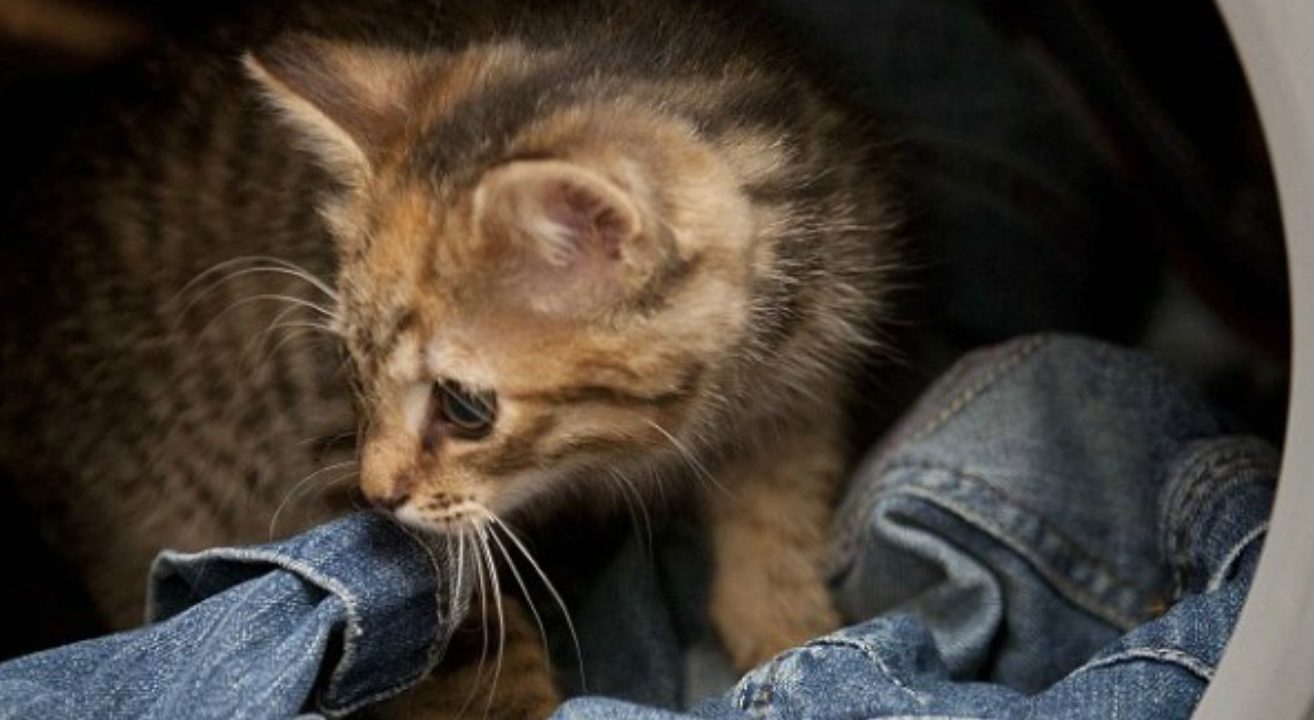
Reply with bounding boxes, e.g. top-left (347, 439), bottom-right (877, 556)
top-left (433, 380), bottom-right (497, 440)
